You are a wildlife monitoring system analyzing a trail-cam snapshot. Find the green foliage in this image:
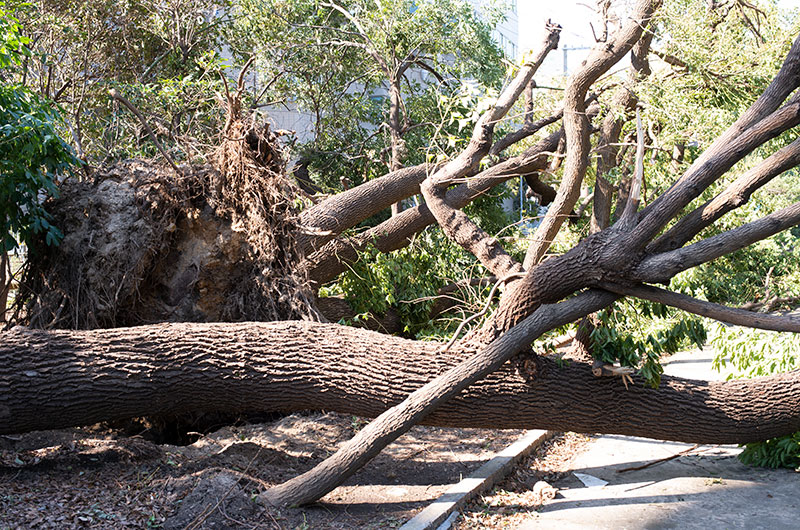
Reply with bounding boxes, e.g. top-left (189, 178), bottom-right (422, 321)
top-left (738, 432), bottom-right (800, 470)
top-left (642, 0), bottom-right (797, 150)
top-left (692, 167), bottom-right (800, 469)
top-left (11, 0), bottom-right (230, 163)
top-left (712, 325), bottom-right (800, 378)
top-left (694, 241), bottom-right (800, 307)
top-left (100, 58), bottom-right (227, 161)
top-left (0, 2), bottom-right (77, 251)
top-left (228, 0), bottom-right (507, 190)
top-left (321, 228), bottom-right (480, 336)
top-left (685, 172), bottom-right (800, 308)
top-left (0, 0), bottom-right (28, 69)
top-left (591, 301), bottom-right (707, 388)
